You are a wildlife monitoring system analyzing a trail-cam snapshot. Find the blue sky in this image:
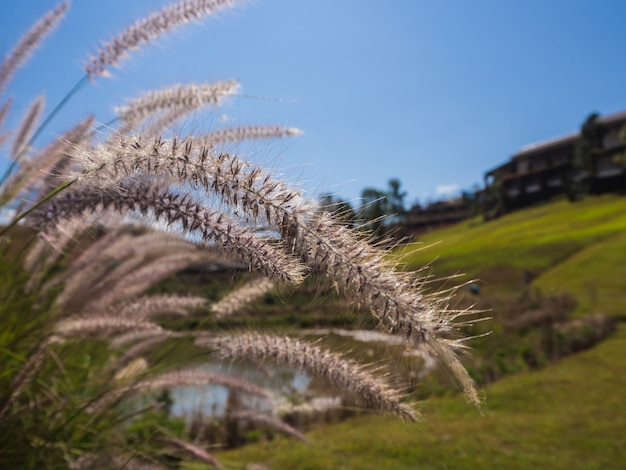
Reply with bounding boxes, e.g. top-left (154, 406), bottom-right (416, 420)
top-left (2, 0), bottom-right (626, 207)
